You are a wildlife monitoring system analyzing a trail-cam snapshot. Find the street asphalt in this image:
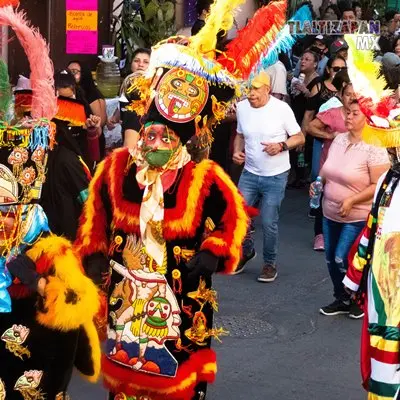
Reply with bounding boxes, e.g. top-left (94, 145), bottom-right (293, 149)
top-left (69, 188), bottom-right (365, 400)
